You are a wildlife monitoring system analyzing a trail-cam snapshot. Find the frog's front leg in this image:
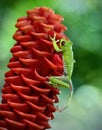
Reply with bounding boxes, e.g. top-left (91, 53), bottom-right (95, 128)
top-left (49, 34), bottom-right (62, 52)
